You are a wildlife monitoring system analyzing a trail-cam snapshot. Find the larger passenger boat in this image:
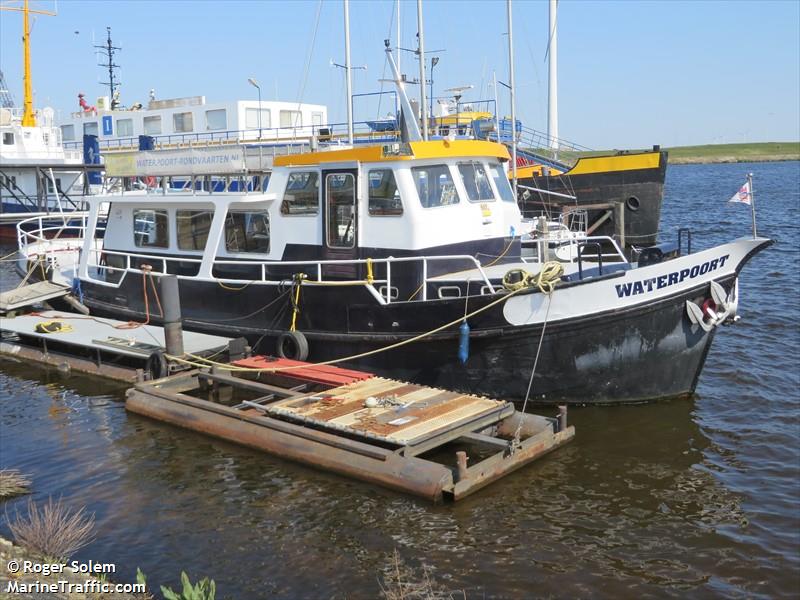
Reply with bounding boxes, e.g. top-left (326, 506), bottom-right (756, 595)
top-left (17, 133), bottom-right (771, 405)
